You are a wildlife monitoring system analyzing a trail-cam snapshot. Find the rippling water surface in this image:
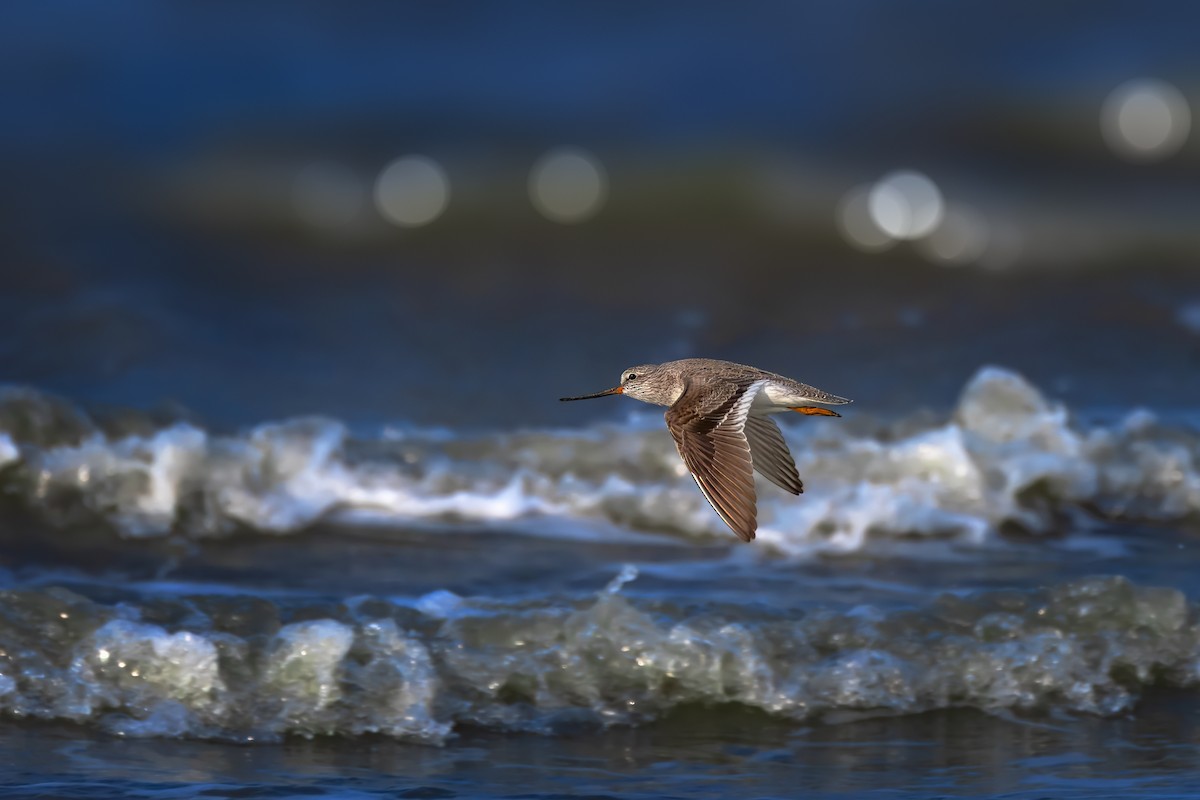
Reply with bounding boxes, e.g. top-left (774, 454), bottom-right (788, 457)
top-left (1, 361), bottom-right (1199, 797)
top-left (5, 5), bottom-right (1200, 795)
